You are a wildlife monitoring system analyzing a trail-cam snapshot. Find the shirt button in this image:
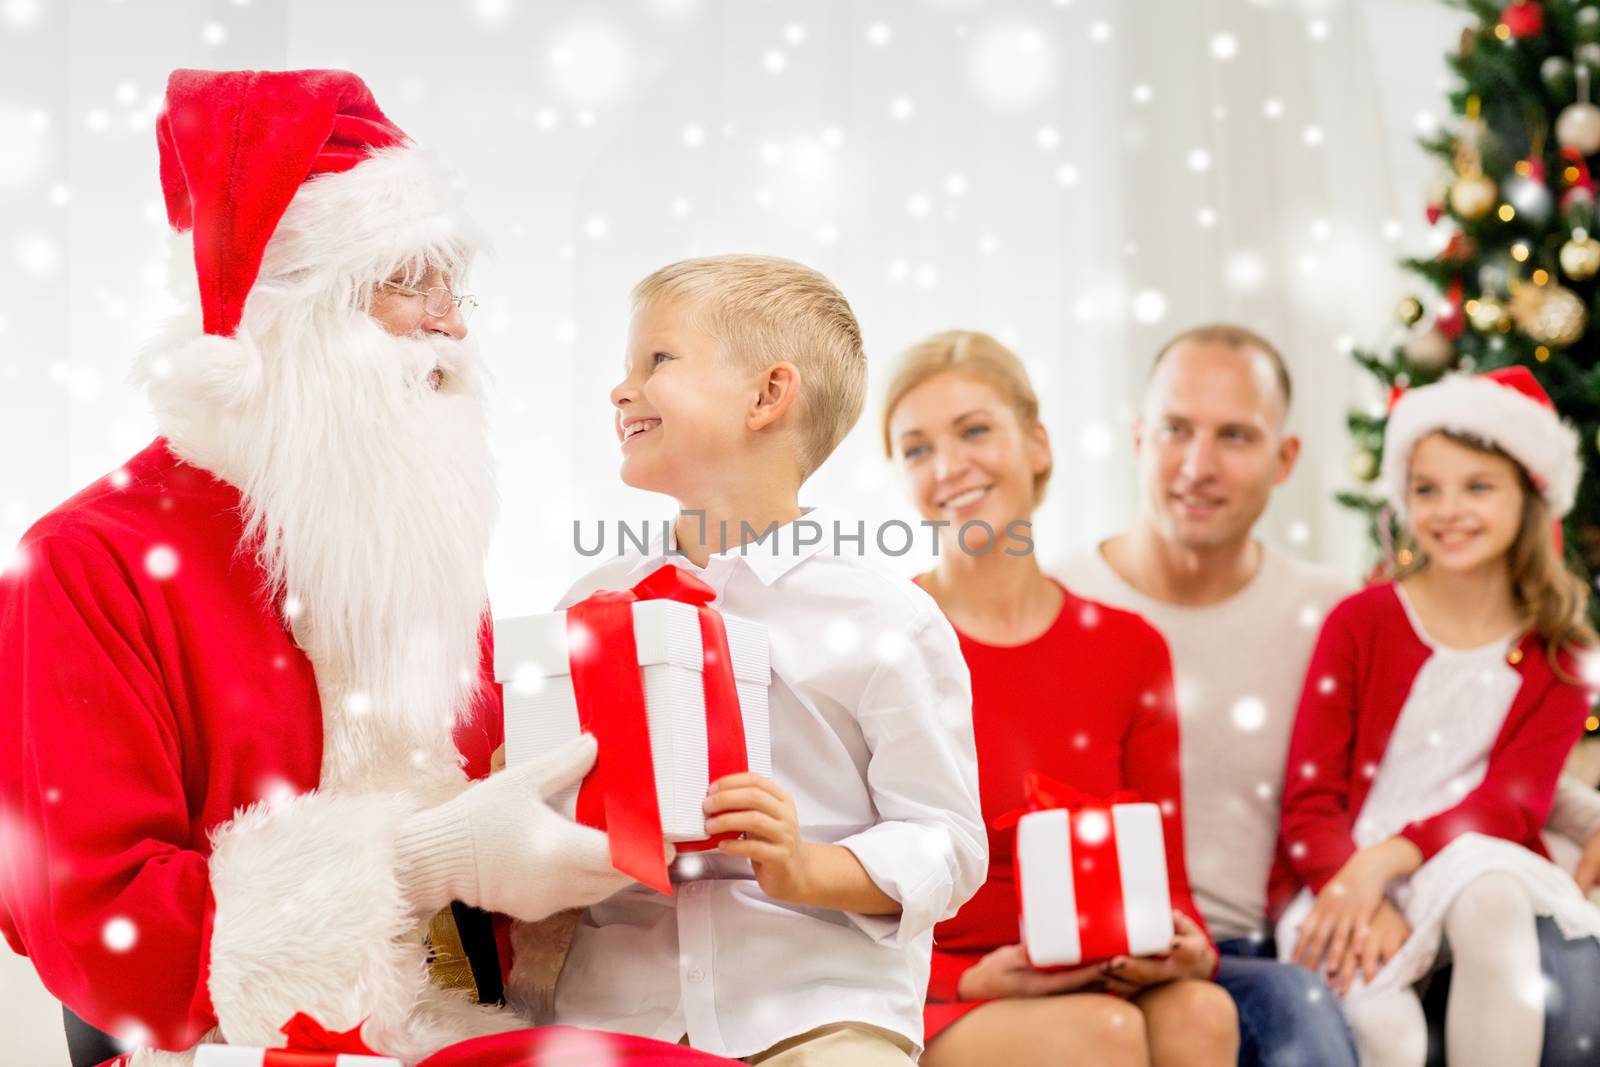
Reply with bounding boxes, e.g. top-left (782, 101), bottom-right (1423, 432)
top-left (688, 968), bottom-right (706, 983)
top-left (1507, 647), bottom-right (1524, 665)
